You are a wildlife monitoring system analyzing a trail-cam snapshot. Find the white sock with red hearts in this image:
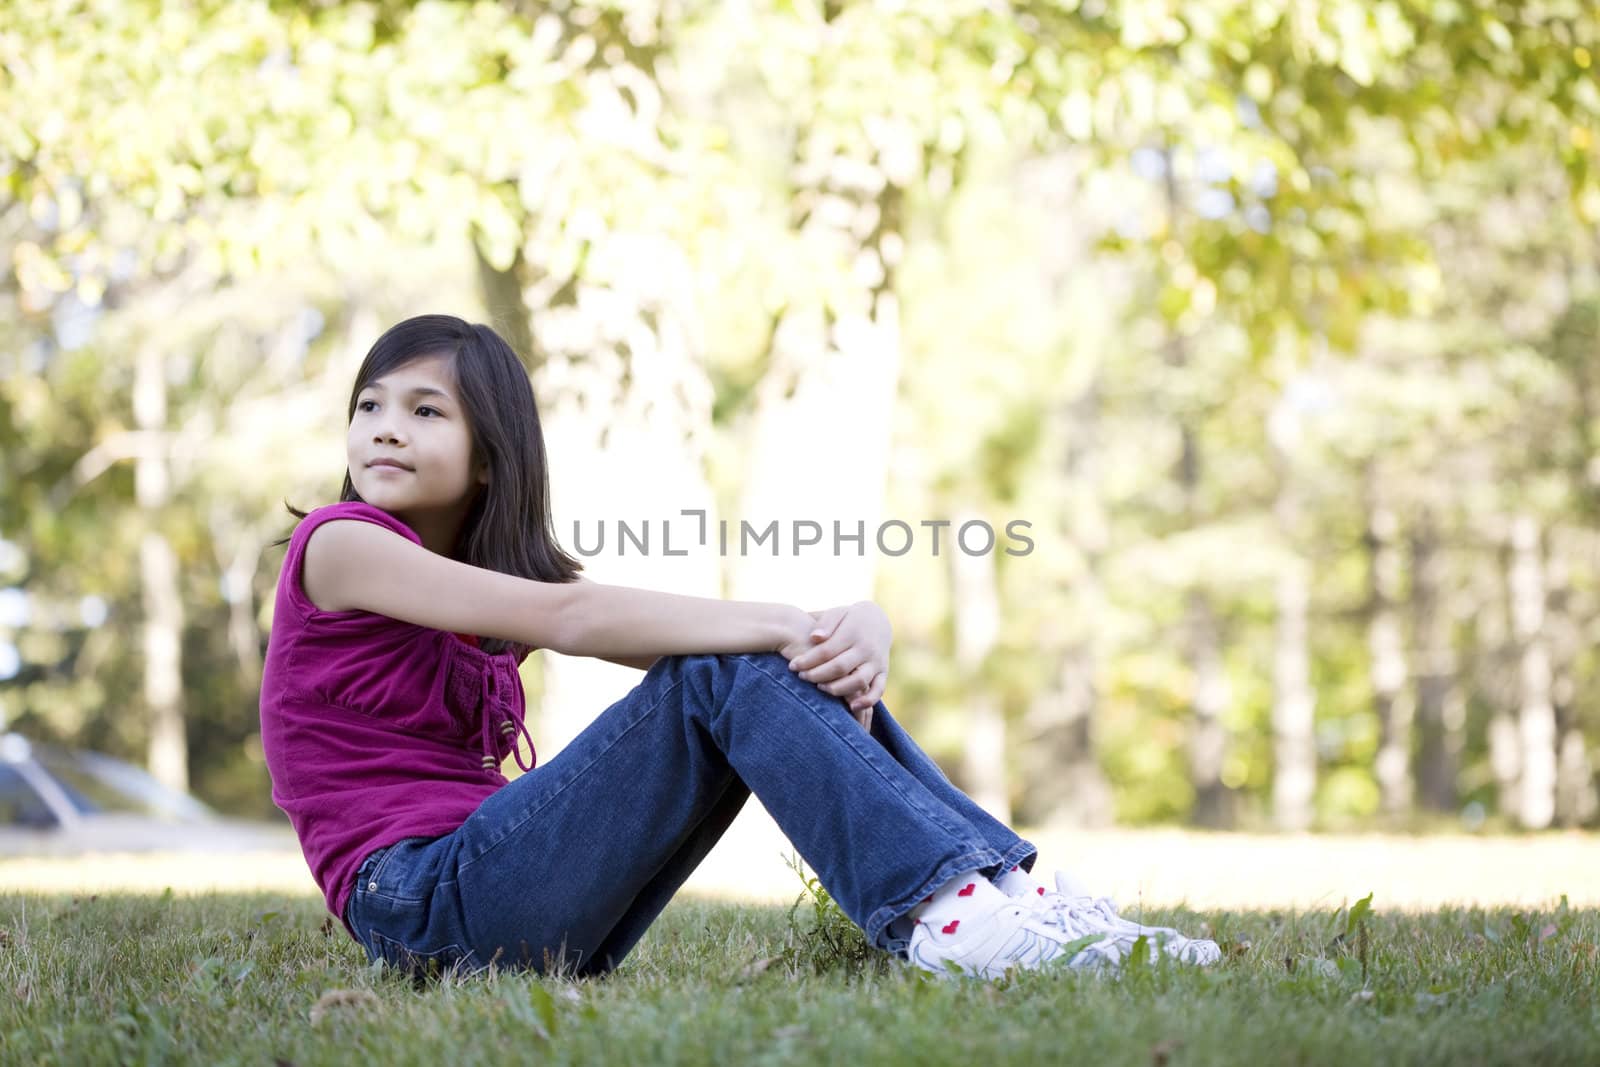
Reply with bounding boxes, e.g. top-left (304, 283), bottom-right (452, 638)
top-left (888, 868), bottom-right (1013, 945)
top-left (993, 863), bottom-right (1051, 901)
